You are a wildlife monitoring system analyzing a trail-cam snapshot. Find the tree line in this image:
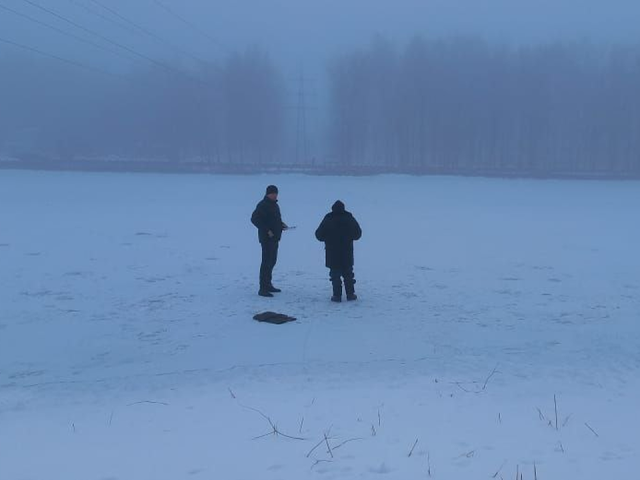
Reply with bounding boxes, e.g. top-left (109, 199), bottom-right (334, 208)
top-left (0, 47), bottom-right (284, 165)
top-left (328, 37), bottom-right (640, 176)
top-left (1, 37), bottom-right (640, 177)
